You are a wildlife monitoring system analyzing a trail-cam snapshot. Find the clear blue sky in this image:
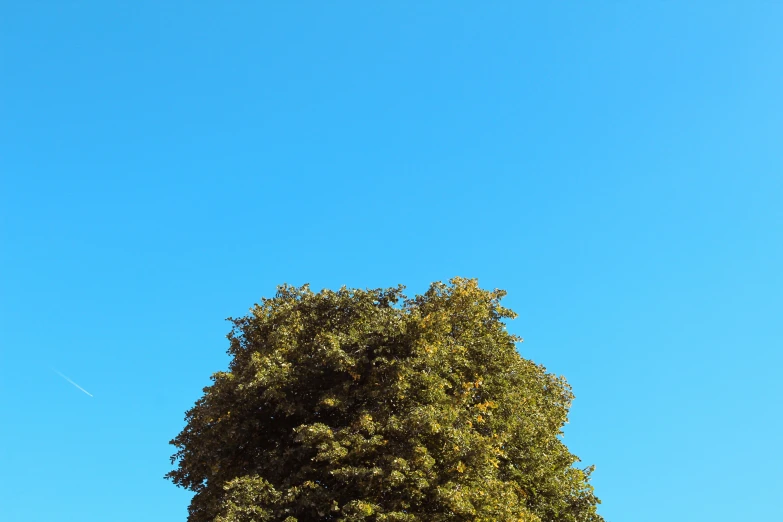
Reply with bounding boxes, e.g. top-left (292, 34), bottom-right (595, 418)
top-left (1, 2), bottom-right (781, 521)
